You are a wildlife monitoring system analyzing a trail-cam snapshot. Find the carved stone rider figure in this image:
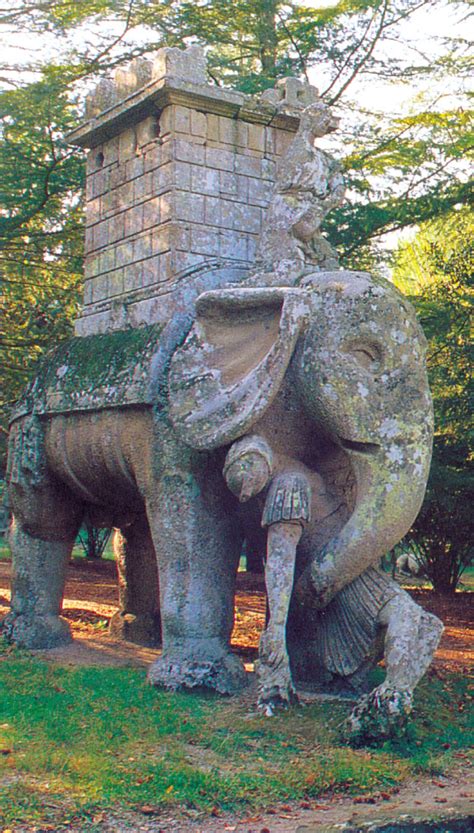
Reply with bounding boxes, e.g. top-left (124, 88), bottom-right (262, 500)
top-left (254, 100), bottom-right (346, 286)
